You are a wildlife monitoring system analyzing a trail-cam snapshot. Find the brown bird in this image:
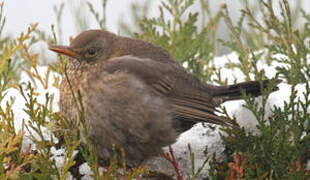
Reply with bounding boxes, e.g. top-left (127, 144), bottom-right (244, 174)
top-left (49, 29), bottom-right (279, 166)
